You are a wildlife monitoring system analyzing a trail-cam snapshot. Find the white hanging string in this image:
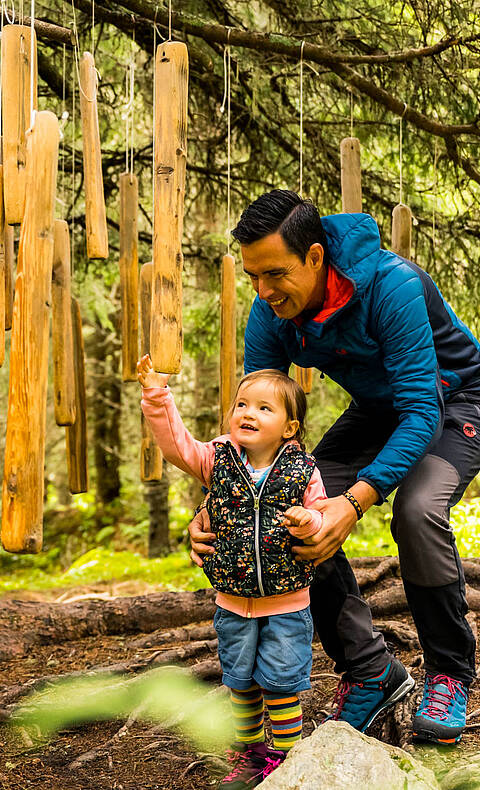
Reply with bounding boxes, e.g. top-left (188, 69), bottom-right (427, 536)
top-left (432, 139), bottom-right (438, 249)
top-left (350, 87), bottom-right (354, 138)
top-left (220, 33), bottom-right (232, 254)
top-left (29, 0), bottom-right (35, 128)
top-left (91, 0), bottom-right (94, 53)
top-left (152, 14), bottom-right (157, 241)
top-left (168, 0), bottom-right (172, 41)
top-left (71, 0), bottom-right (98, 104)
top-left (1, 0), bottom-right (15, 24)
top-left (399, 102), bottom-right (407, 205)
top-left (299, 40), bottom-right (305, 196)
